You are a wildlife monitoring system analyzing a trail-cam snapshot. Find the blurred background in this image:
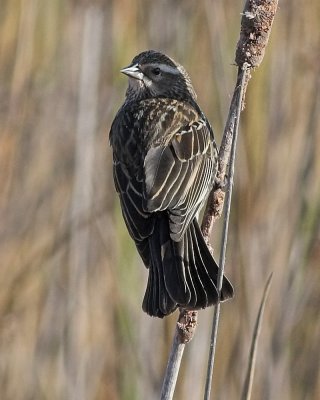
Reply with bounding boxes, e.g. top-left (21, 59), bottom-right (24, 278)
top-left (1, 0), bottom-right (319, 399)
